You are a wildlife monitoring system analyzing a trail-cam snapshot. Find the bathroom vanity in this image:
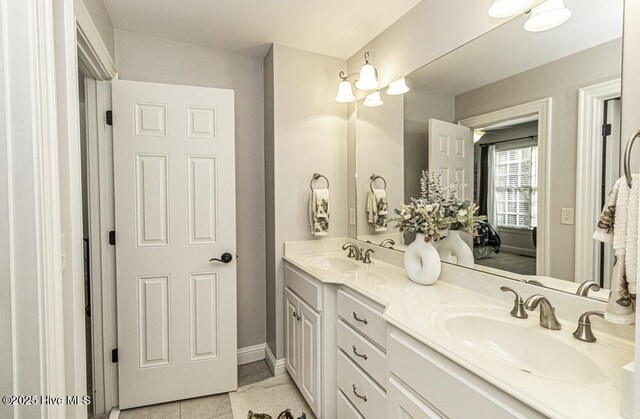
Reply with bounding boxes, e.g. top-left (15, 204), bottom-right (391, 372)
top-left (282, 239), bottom-right (634, 418)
